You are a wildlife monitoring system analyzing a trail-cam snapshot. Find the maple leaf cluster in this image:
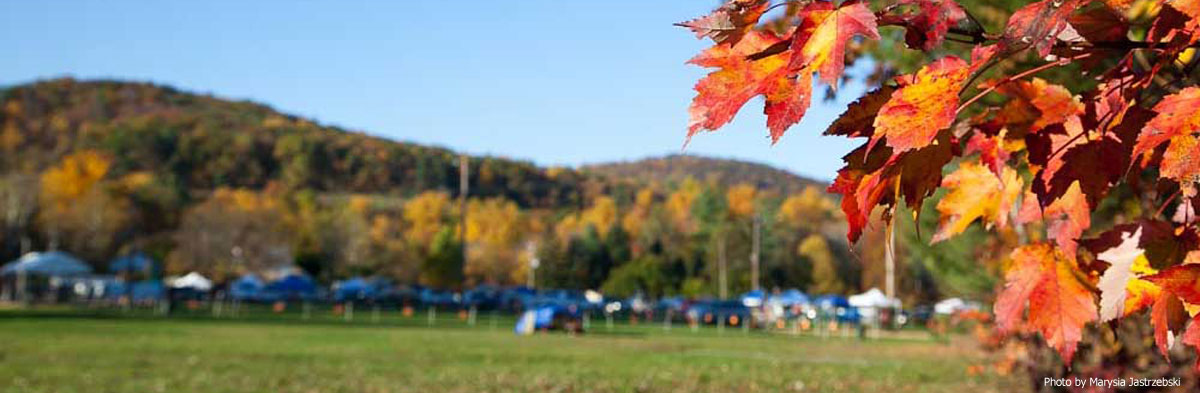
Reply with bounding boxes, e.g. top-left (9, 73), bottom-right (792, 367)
top-left (680, 0), bottom-right (1200, 368)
